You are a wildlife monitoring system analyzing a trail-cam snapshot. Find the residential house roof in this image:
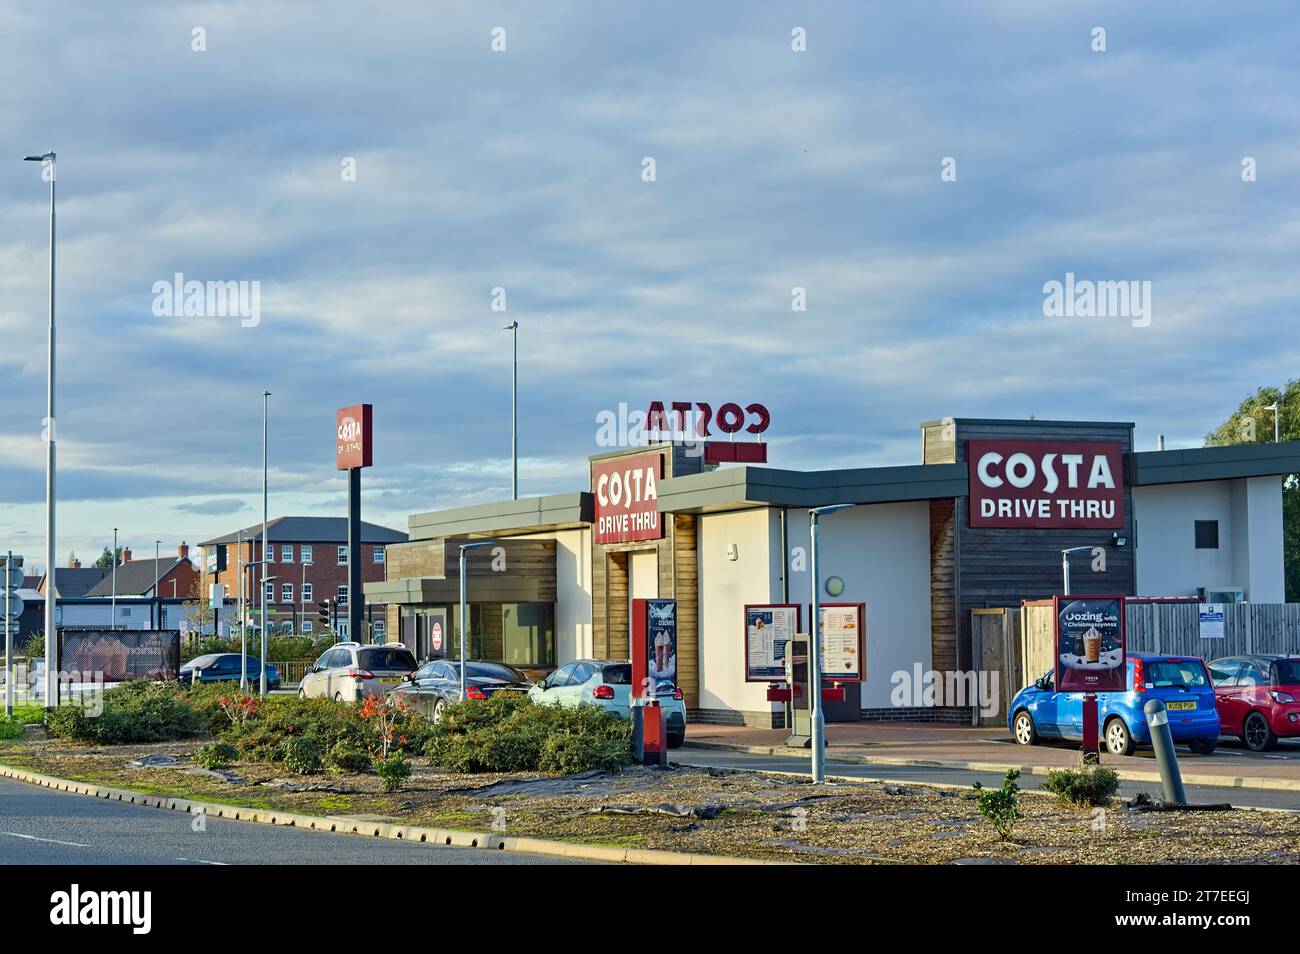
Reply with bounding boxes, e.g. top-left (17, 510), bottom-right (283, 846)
top-left (199, 516), bottom-right (408, 547)
top-left (37, 567), bottom-right (111, 597)
top-left (83, 559), bottom-right (185, 598)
